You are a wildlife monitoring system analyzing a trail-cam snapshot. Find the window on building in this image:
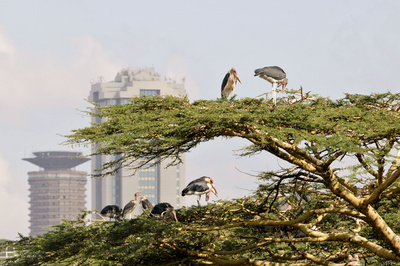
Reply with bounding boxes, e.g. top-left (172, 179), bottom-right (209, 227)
top-left (140, 89), bottom-right (160, 96)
